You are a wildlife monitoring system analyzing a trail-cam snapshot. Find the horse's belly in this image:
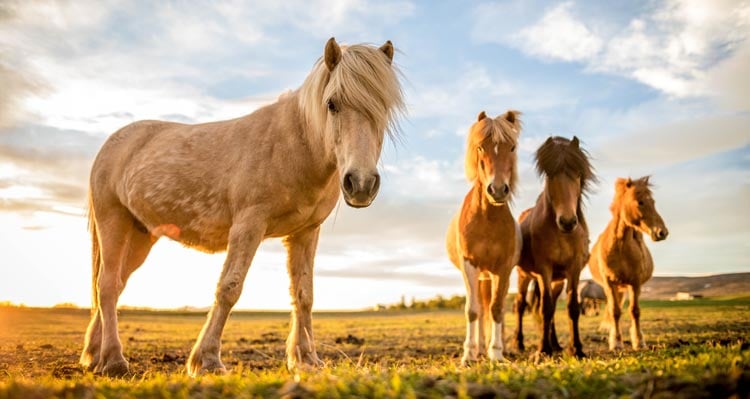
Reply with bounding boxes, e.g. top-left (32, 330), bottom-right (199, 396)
top-left (123, 185), bottom-right (232, 253)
